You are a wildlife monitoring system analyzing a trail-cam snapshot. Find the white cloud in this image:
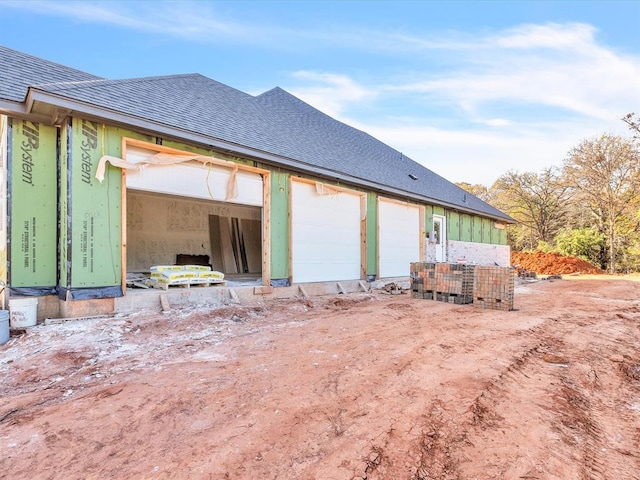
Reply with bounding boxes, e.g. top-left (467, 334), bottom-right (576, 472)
top-left (482, 118), bottom-right (512, 127)
top-left (0, 0), bottom-right (262, 42)
top-left (281, 22), bottom-right (639, 185)
top-left (388, 24), bottom-right (640, 121)
top-left (3, 1), bottom-right (637, 186)
top-left (356, 121), bottom-right (580, 185)
top-left (492, 22), bottom-right (598, 51)
top-left (286, 72), bottom-right (378, 118)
